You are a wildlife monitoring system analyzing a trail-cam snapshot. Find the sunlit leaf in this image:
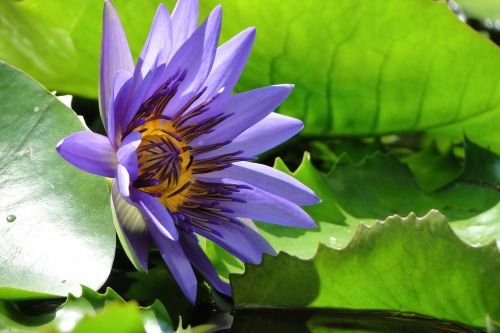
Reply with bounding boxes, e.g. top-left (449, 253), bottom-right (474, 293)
top-left (232, 211), bottom-right (500, 328)
top-left (262, 139), bottom-right (500, 260)
top-left (0, 62), bottom-right (115, 299)
top-left (201, 0), bottom-right (500, 150)
top-left (0, 0), bottom-right (169, 98)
